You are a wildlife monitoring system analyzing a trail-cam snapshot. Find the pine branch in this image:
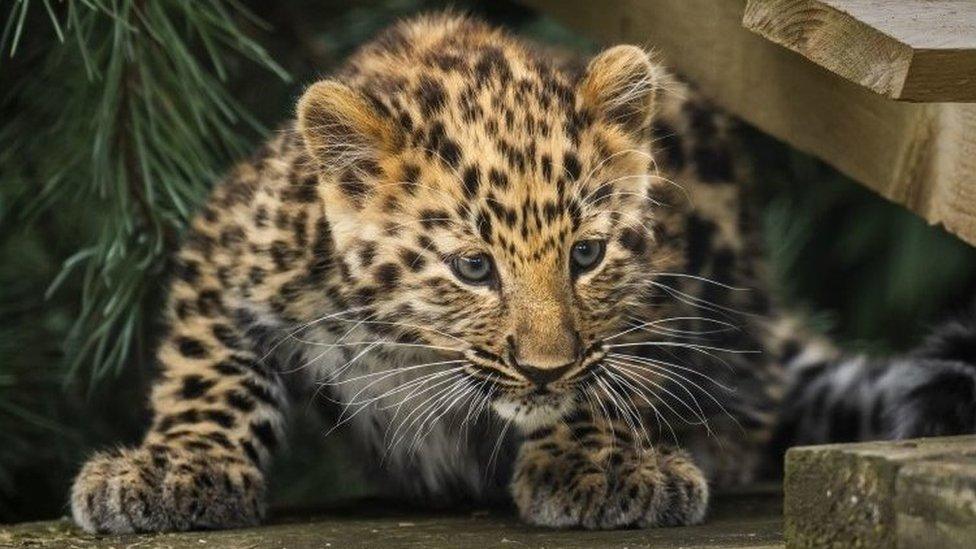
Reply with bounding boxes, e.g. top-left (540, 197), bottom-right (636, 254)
top-left (0, 1), bottom-right (290, 384)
